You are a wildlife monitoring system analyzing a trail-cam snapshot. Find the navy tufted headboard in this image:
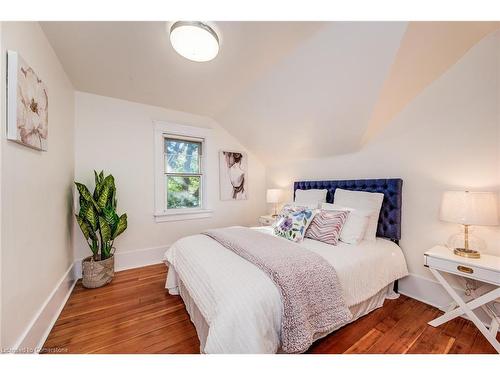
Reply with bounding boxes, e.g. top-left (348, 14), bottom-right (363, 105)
top-left (294, 178), bottom-right (403, 242)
